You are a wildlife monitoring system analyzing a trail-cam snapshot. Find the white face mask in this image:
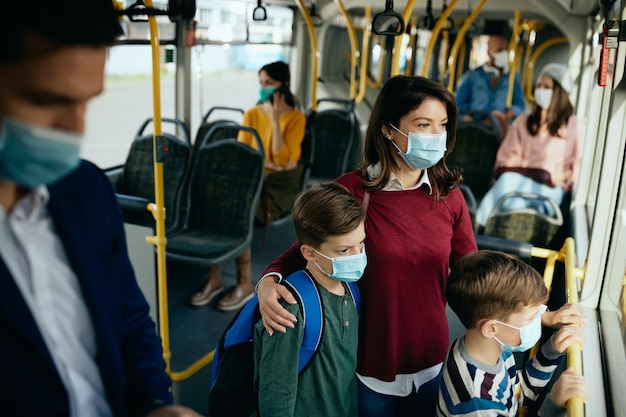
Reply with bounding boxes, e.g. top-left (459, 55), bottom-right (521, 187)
top-left (534, 88), bottom-right (553, 109)
top-left (491, 50), bottom-right (509, 74)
